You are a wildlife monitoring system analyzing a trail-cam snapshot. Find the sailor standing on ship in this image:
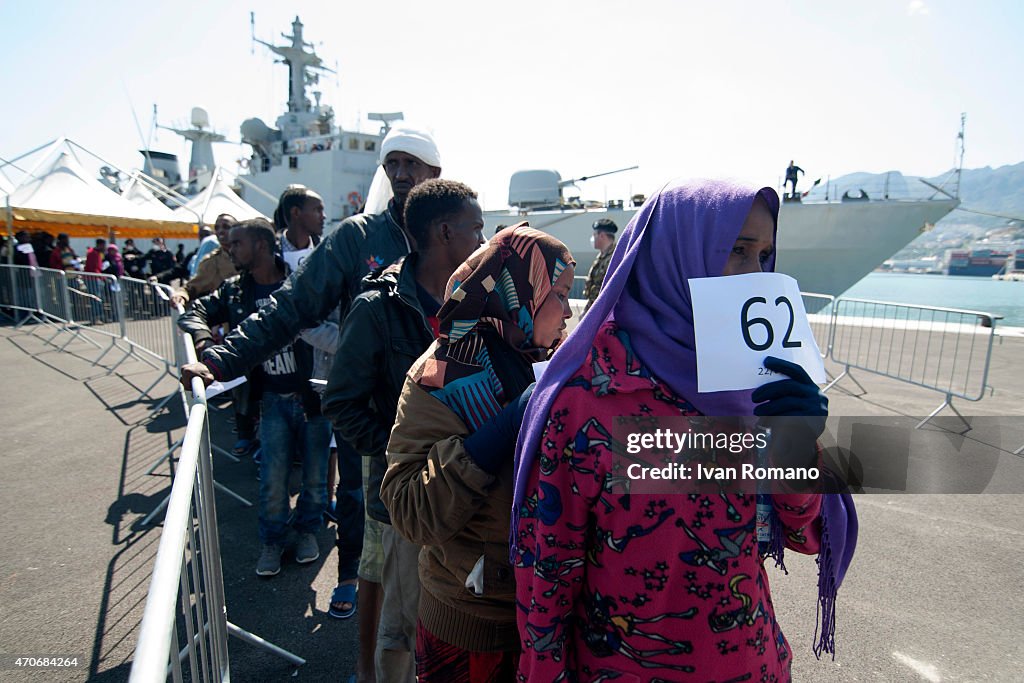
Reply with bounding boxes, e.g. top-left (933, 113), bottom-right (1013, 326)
top-left (785, 160), bottom-right (804, 198)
